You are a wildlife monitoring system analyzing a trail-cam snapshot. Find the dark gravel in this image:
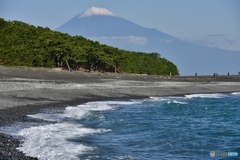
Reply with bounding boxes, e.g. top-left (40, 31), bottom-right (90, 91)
top-left (0, 133), bottom-right (37, 160)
